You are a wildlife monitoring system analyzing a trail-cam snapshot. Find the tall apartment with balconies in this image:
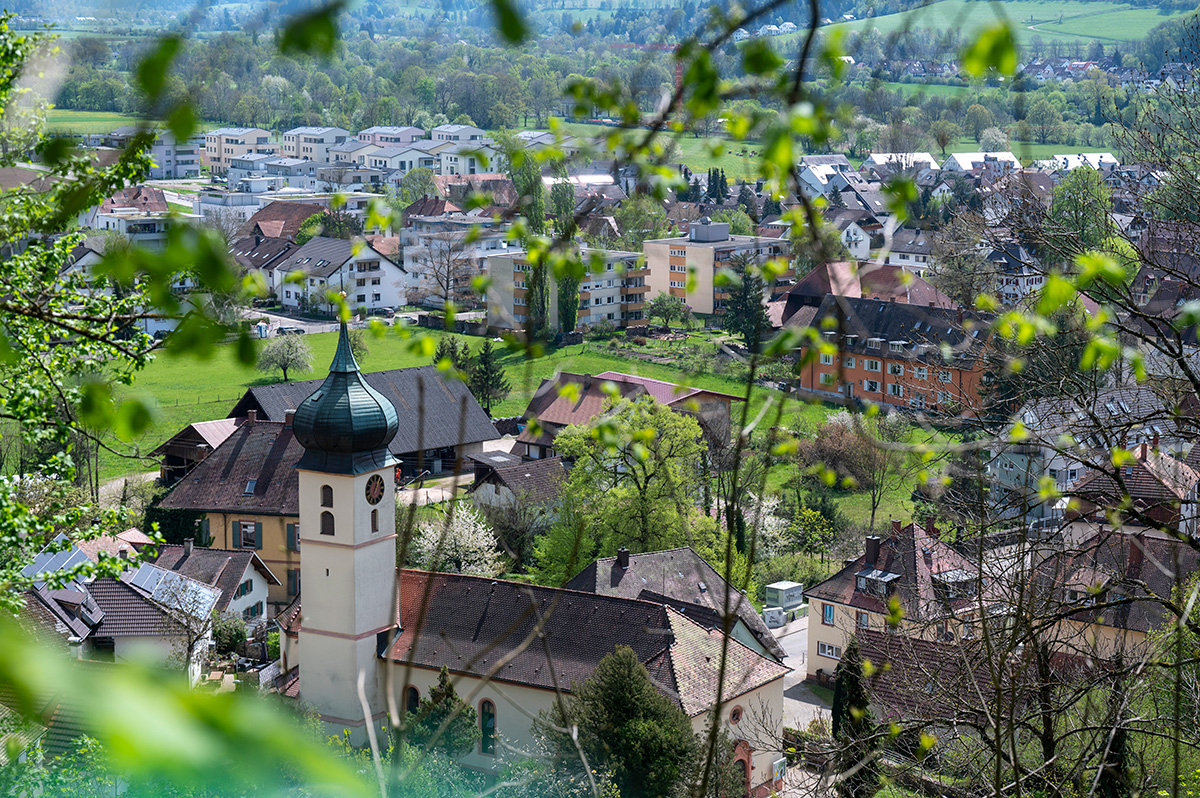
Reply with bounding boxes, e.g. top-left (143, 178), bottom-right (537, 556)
top-left (281, 127), bottom-right (350, 163)
top-left (485, 247), bottom-right (647, 331)
top-left (642, 218), bottom-right (791, 316)
top-left (203, 127), bottom-right (275, 176)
